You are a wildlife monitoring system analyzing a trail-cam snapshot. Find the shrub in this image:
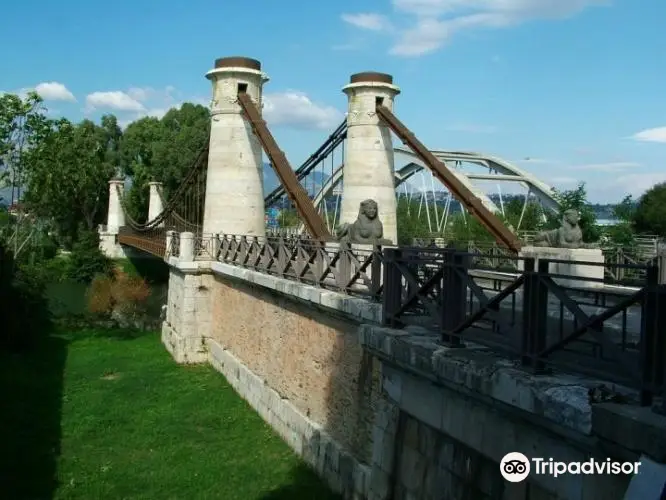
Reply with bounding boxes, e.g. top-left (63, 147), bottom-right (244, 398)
top-left (67, 230), bottom-right (112, 283)
top-left (87, 269), bottom-right (151, 322)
